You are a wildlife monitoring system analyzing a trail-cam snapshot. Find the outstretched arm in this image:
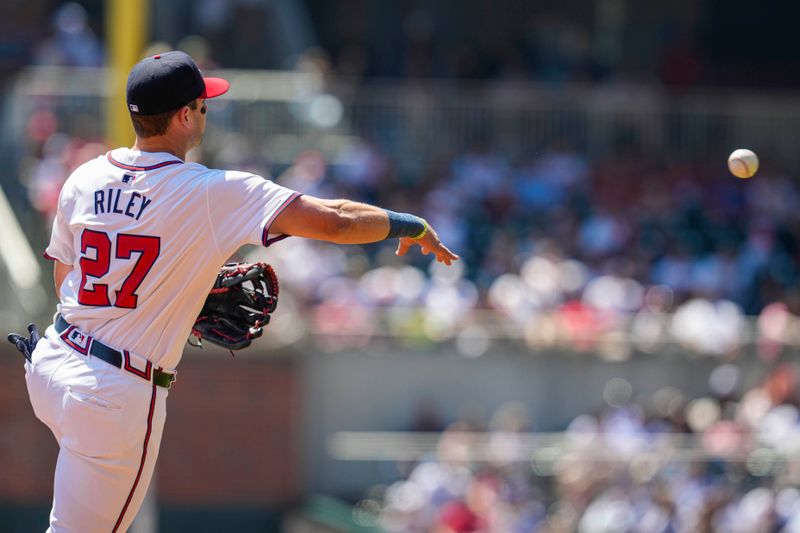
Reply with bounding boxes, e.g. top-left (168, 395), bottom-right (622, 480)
top-left (269, 195), bottom-right (459, 265)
